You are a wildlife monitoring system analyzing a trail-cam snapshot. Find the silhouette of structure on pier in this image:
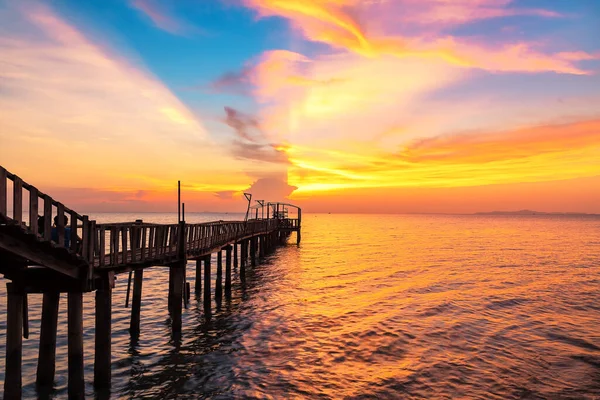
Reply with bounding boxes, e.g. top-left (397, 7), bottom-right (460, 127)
top-left (0, 165), bottom-right (301, 399)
